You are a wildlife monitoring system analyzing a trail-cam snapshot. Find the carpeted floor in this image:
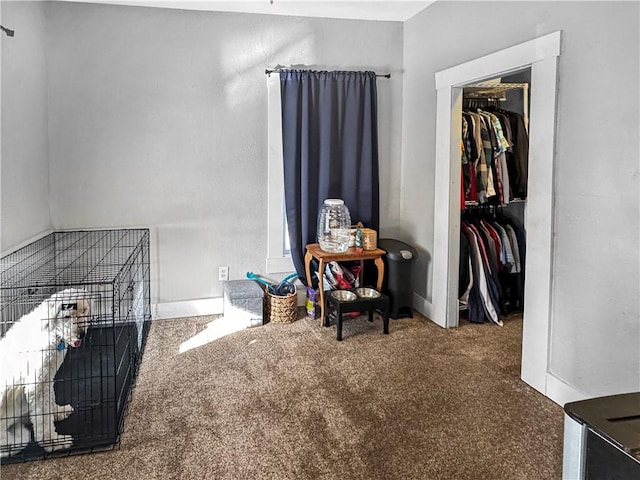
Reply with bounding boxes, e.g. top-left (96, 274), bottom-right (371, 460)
top-left (1, 310), bottom-right (564, 479)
